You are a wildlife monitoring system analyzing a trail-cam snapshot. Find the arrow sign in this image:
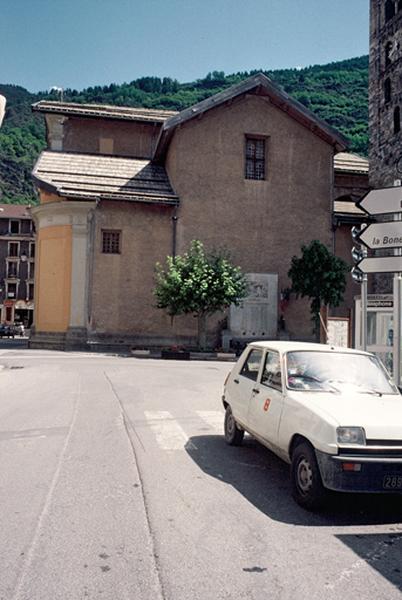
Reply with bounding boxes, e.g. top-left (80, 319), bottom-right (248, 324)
top-left (358, 187), bottom-right (402, 216)
top-left (359, 221), bottom-right (402, 249)
top-left (357, 256), bottom-right (402, 274)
